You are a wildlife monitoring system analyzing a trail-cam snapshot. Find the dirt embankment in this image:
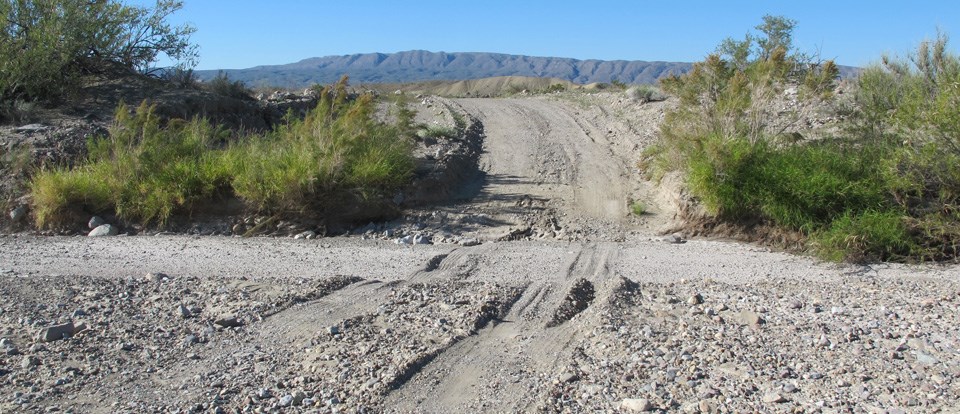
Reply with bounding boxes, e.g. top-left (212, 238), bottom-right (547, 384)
top-left (0, 92), bottom-right (958, 414)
